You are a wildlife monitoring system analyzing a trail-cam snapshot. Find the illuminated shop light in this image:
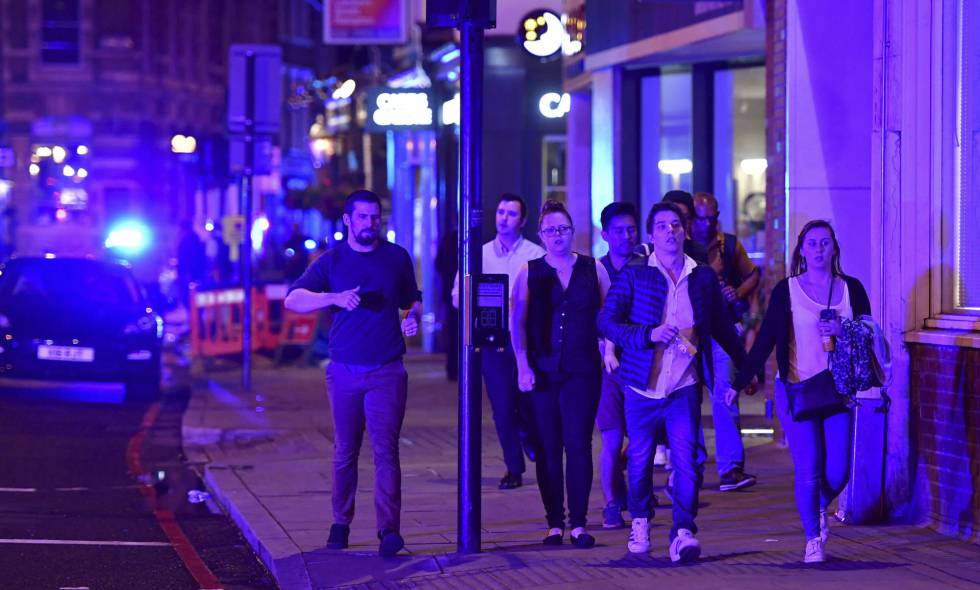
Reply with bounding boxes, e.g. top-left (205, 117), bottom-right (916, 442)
top-left (55, 209), bottom-right (68, 221)
top-left (76, 145), bottom-right (89, 155)
top-left (76, 167), bottom-right (88, 178)
top-left (332, 79), bottom-right (356, 100)
top-left (441, 93), bottom-right (460, 126)
top-left (35, 146), bottom-right (53, 158)
top-left (658, 159), bottom-right (694, 175)
top-left (170, 134), bottom-right (197, 154)
top-left (372, 93), bottom-right (432, 127)
top-left (333, 231), bottom-right (343, 241)
top-left (29, 164), bottom-right (40, 176)
top-left (52, 146), bottom-right (67, 164)
top-left (304, 239), bottom-right (317, 251)
top-left (739, 158), bottom-right (768, 175)
top-left (539, 92), bottom-right (571, 118)
top-left (63, 165), bottom-right (75, 177)
top-left (386, 230), bottom-right (396, 242)
top-left (522, 10), bottom-right (564, 58)
top-left (205, 219), bottom-right (215, 232)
